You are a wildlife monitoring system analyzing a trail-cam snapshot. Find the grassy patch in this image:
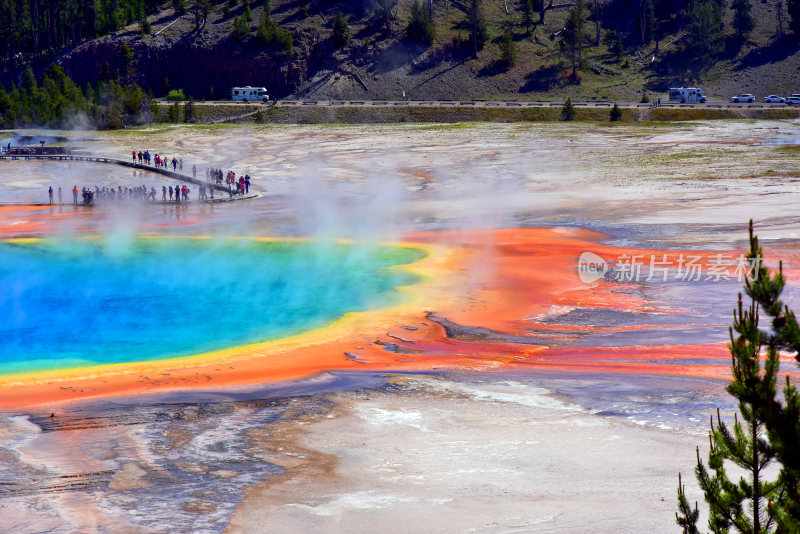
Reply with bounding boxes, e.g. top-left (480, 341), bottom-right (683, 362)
top-left (740, 170), bottom-right (800, 178)
top-left (756, 109), bottom-right (800, 120)
top-left (143, 103), bottom-right (793, 126)
top-left (775, 144), bottom-right (800, 153)
top-left (650, 108), bottom-right (738, 121)
top-left (416, 122), bottom-right (479, 131)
